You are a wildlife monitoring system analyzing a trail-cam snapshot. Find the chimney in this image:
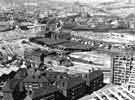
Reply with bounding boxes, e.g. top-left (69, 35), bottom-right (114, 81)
top-left (89, 69), bottom-right (91, 73)
top-left (38, 75), bottom-right (41, 79)
top-left (57, 75), bottom-right (63, 79)
top-left (62, 81), bottom-right (67, 89)
top-left (91, 68), bottom-right (94, 72)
